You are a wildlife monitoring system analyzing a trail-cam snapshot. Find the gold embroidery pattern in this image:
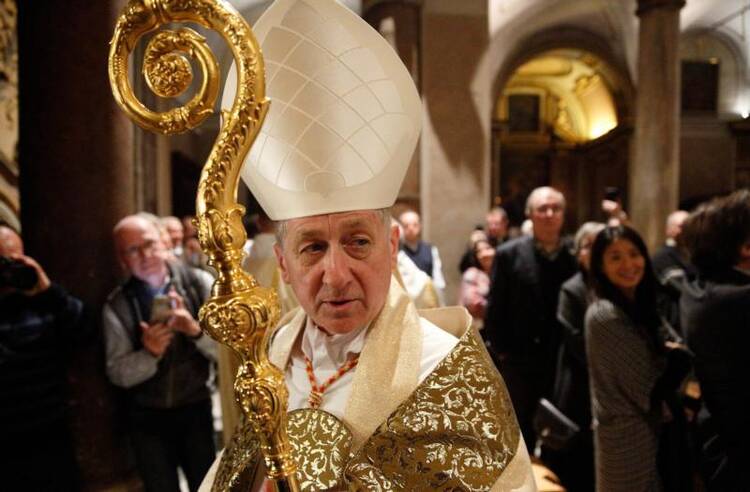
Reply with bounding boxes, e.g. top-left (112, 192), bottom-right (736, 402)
top-left (344, 332), bottom-right (520, 491)
top-left (213, 416), bottom-right (259, 492)
top-left (216, 332), bottom-right (519, 491)
top-left (287, 409), bottom-right (353, 490)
